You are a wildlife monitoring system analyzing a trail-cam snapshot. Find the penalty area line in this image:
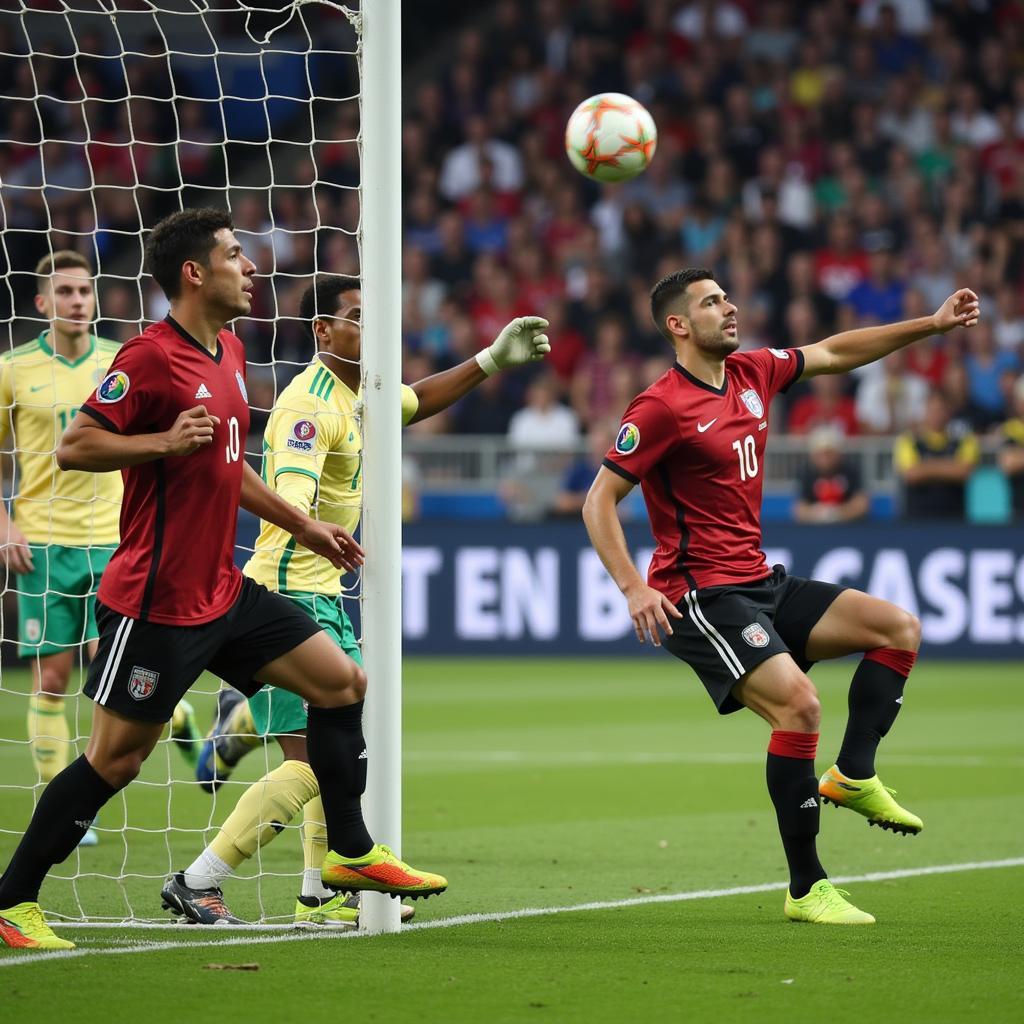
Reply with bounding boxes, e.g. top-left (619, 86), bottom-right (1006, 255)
top-left (1, 856), bottom-right (1021, 968)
